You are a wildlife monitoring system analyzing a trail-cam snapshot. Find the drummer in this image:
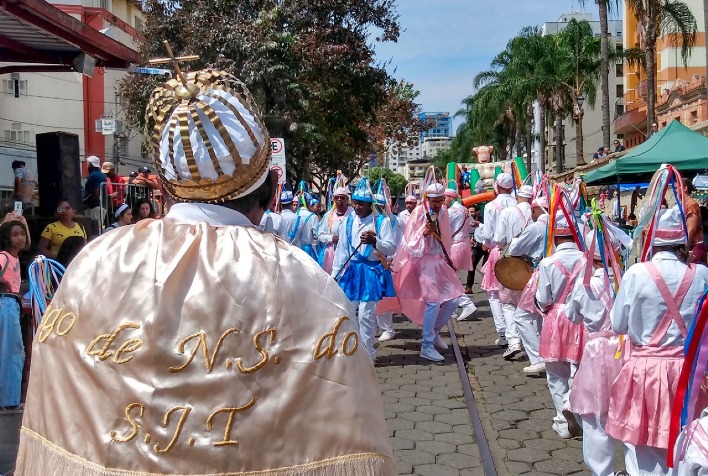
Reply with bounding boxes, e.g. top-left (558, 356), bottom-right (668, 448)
top-left (508, 196), bottom-right (549, 376)
top-left (494, 184), bottom-right (533, 360)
